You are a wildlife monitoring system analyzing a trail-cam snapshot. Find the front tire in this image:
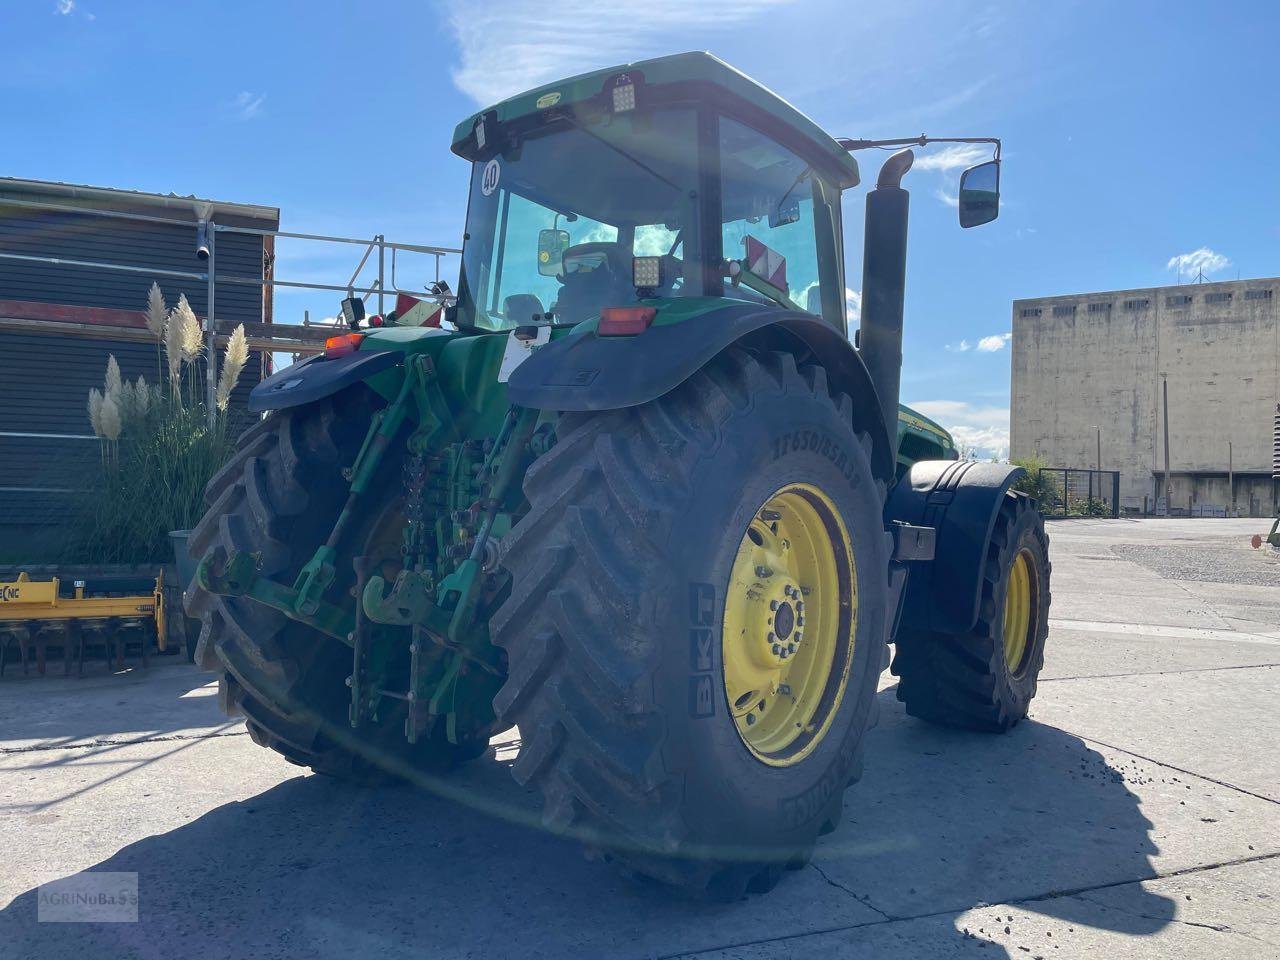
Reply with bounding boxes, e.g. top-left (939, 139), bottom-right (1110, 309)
top-left (892, 492), bottom-right (1051, 731)
top-left (491, 349), bottom-right (890, 898)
